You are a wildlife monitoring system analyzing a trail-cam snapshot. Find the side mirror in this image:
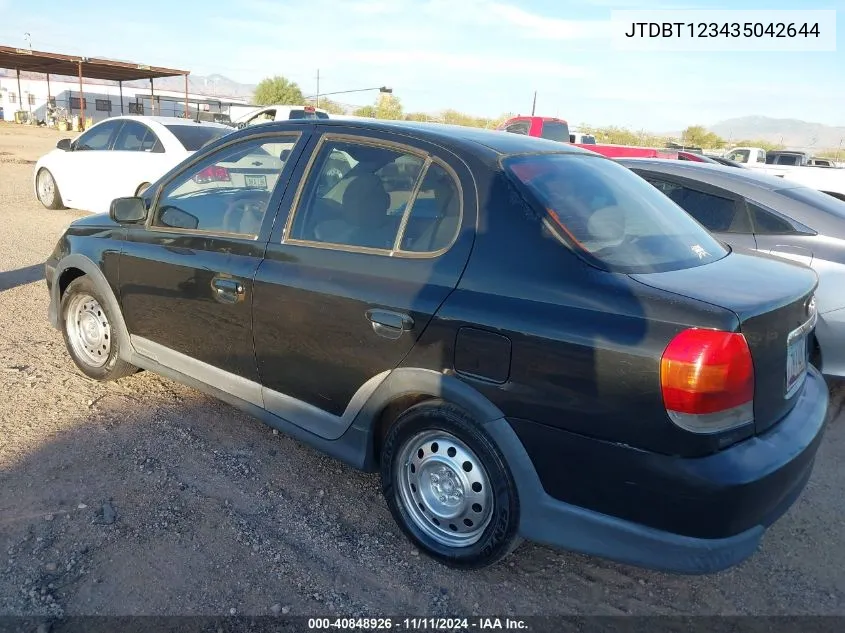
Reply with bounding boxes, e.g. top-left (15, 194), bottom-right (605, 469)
top-left (56, 138), bottom-right (72, 151)
top-left (159, 205), bottom-right (199, 230)
top-left (109, 197), bottom-right (147, 224)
